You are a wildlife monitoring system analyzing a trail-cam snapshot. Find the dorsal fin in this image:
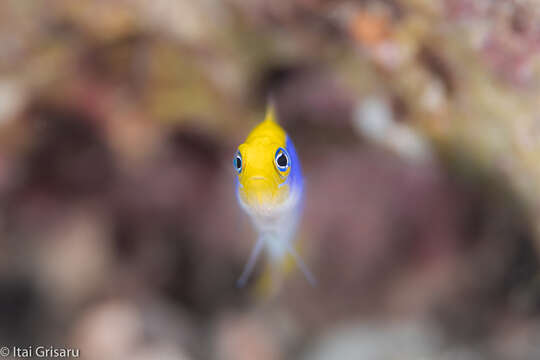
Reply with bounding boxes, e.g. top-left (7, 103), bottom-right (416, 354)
top-left (264, 101), bottom-right (277, 123)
